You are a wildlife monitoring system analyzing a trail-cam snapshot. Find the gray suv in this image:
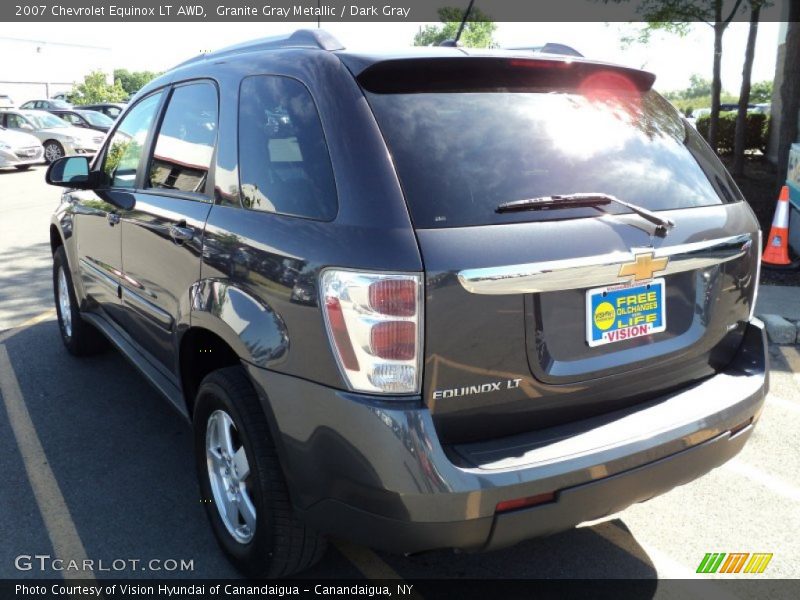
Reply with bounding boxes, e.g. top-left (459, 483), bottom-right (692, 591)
top-left (46, 30), bottom-right (768, 577)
